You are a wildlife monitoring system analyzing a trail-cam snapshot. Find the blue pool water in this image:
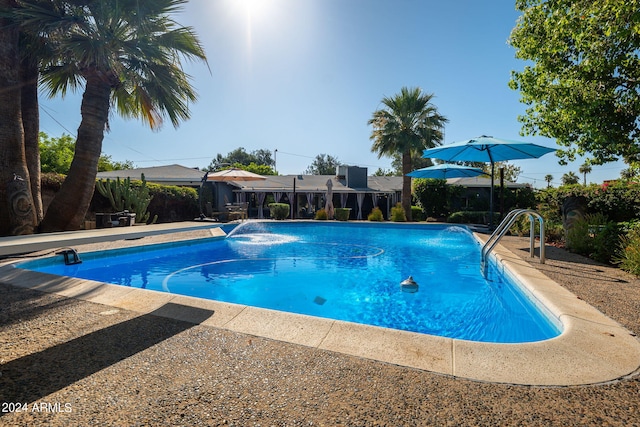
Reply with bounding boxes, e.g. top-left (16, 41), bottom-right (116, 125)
top-left (18, 222), bottom-right (561, 343)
